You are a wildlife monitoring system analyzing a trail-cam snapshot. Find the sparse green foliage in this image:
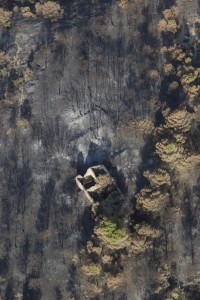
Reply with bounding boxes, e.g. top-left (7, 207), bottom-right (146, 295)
top-left (158, 6), bottom-right (178, 33)
top-left (94, 219), bottom-right (129, 249)
top-left (158, 18), bottom-right (178, 33)
top-left (187, 84), bottom-right (200, 97)
top-left (81, 263), bottom-right (101, 276)
top-left (21, 6), bottom-right (35, 18)
top-left (164, 287), bottom-right (185, 300)
top-left (181, 71), bottom-right (198, 84)
top-left (185, 57), bottom-right (192, 64)
top-left (167, 19), bottom-right (176, 26)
